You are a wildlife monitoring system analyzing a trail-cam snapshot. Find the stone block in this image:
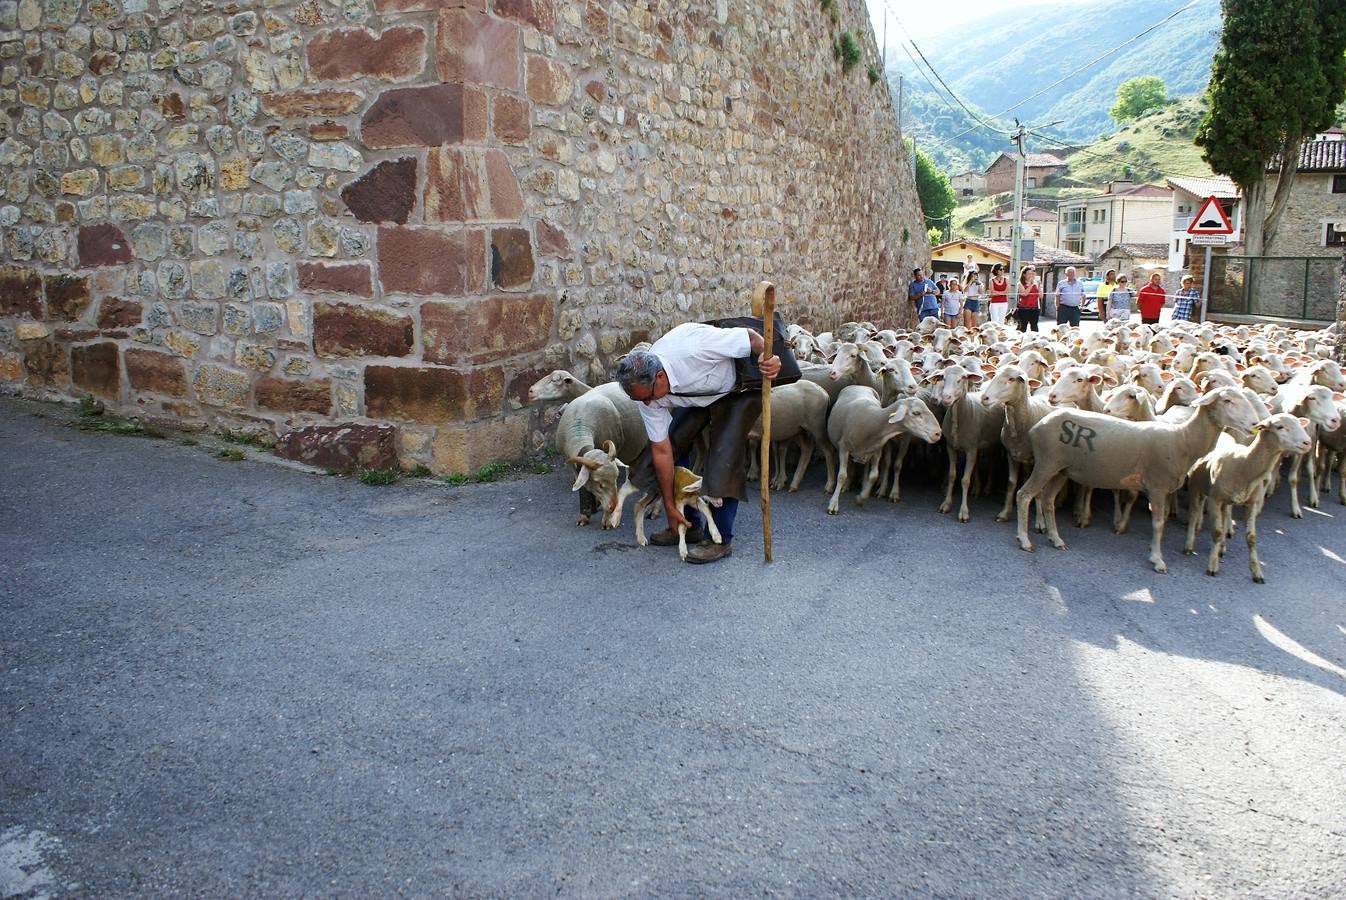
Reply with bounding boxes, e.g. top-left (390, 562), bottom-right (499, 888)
top-left (436, 9), bottom-right (520, 90)
top-left (364, 364), bottom-right (503, 423)
top-left (0, 353), bottom-right (22, 382)
top-left (493, 0), bottom-right (555, 32)
top-left (424, 148), bottom-right (522, 224)
top-left (125, 347), bottom-right (188, 397)
top-left (260, 90), bottom-right (365, 118)
top-left (431, 414), bottom-right (529, 474)
top-left (22, 338), bottom-right (70, 388)
top-left (313, 302), bottom-right (414, 358)
top-left (535, 218), bottom-right (571, 258)
top-left (193, 364), bottom-right (251, 408)
top-left (77, 224), bottom-right (133, 267)
top-left (306, 26), bottom-right (425, 82)
top-left (340, 157), bottom-right (417, 224)
top-left (255, 376), bottom-right (333, 414)
top-left (492, 95), bottom-right (530, 145)
top-left (376, 226), bottom-right (467, 296)
top-left (297, 261), bottom-right (374, 297)
top-left (274, 423), bottom-right (398, 473)
top-left (0, 266), bottom-right (43, 317)
top-left (421, 294), bottom-right (553, 365)
top-left (526, 54), bottom-right (571, 106)
top-left (70, 341), bottom-right (120, 399)
top-left (490, 226), bottom-right (534, 289)
top-left (44, 272), bottom-right (92, 320)
top-left (360, 83), bottom-right (465, 150)
top-left (97, 297), bottom-right (142, 329)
